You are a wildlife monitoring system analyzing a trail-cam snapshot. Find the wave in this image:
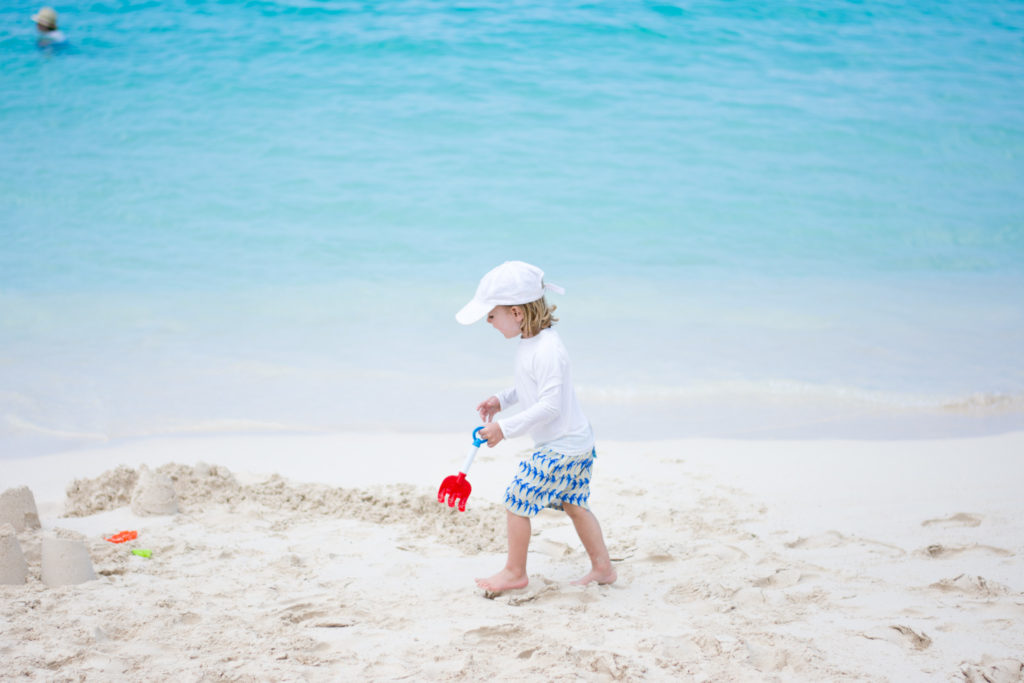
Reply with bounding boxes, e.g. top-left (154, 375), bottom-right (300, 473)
top-left (142, 419), bottom-right (316, 437)
top-left (1, 413), bottom-right (320, 446)
top-left (2, 414), bottom-right (109, 442)
top-left (575, 381), bottom-right (1024, 415)
top-left (938, 393), bottom-right (1024, 415)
